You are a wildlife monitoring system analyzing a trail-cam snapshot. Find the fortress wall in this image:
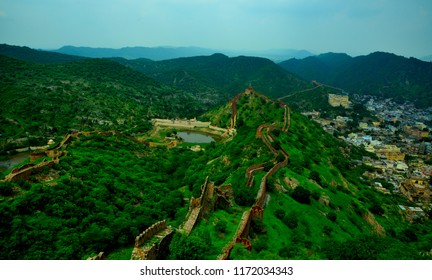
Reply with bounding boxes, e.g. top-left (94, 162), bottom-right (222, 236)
top-left (180, 177), bottom-right (215, 235)
top-left (142, 243), bottom-right (158, 260)
top-left (6, 160), bottom-right (54, 182)
top-left (134, 220), bottom-right (167, 247)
